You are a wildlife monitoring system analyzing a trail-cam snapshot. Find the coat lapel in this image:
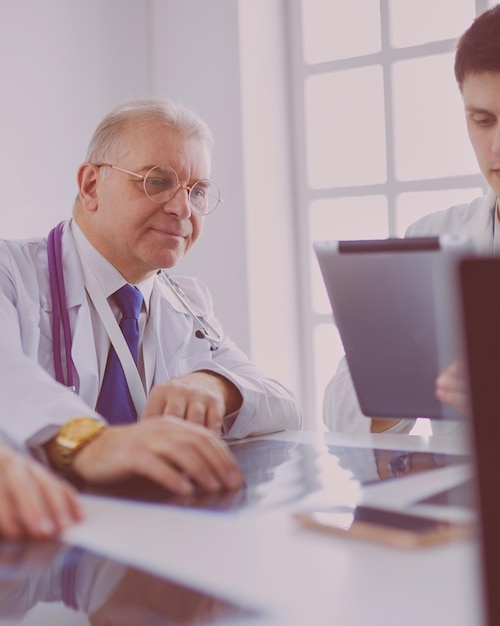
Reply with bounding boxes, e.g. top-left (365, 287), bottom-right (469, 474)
top-left (150, 280), bottom-right (194, 383)
top-left (60, 223), bottom-right (100, 407)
